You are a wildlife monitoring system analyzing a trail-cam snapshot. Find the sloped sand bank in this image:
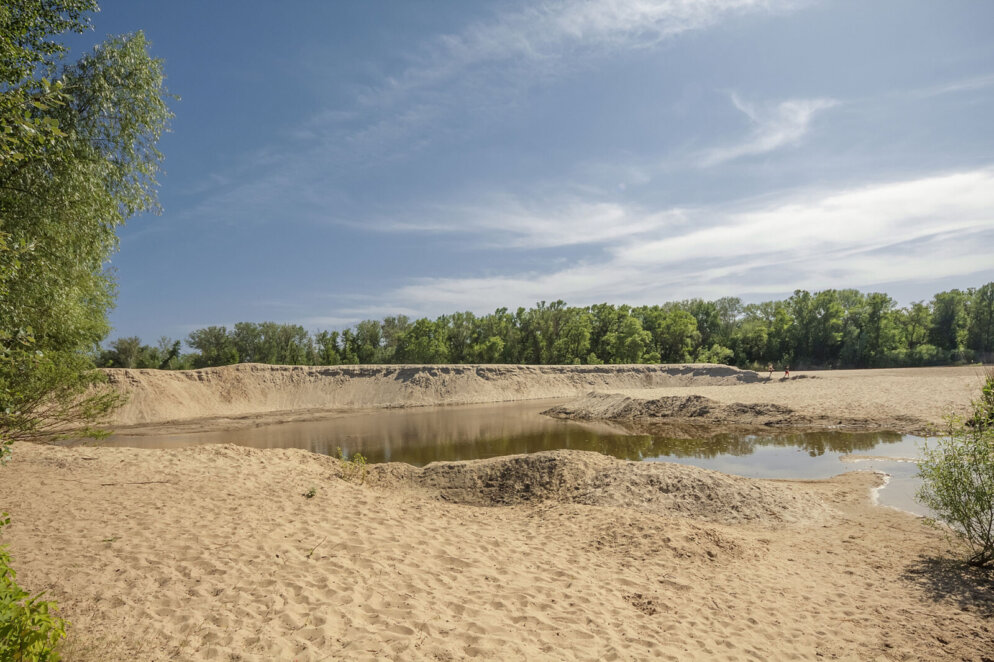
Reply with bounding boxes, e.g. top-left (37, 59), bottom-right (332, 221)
top-left (2, 444), bottom-right (992, 661)
top-left (102, 364), bottom-right (983, 437)
top-left (104, 363), bottom-right (761, 429)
